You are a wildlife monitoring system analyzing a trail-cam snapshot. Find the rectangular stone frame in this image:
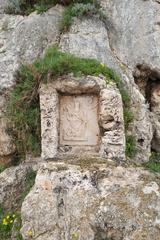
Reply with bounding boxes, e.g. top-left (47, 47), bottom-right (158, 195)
top-left (40, 75), bottom-right (126, 161)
